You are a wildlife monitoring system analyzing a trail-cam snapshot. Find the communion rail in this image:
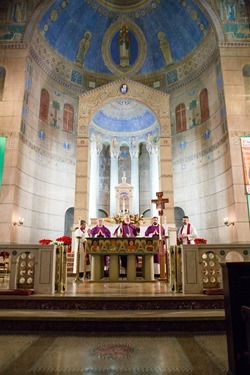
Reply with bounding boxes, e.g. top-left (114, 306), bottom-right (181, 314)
top-left (0, 243), bottom-right (249, 294)
top-left (170, 244), bottom-right (250, 294)
top-left (0, 244), bottom-right (66, 294)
